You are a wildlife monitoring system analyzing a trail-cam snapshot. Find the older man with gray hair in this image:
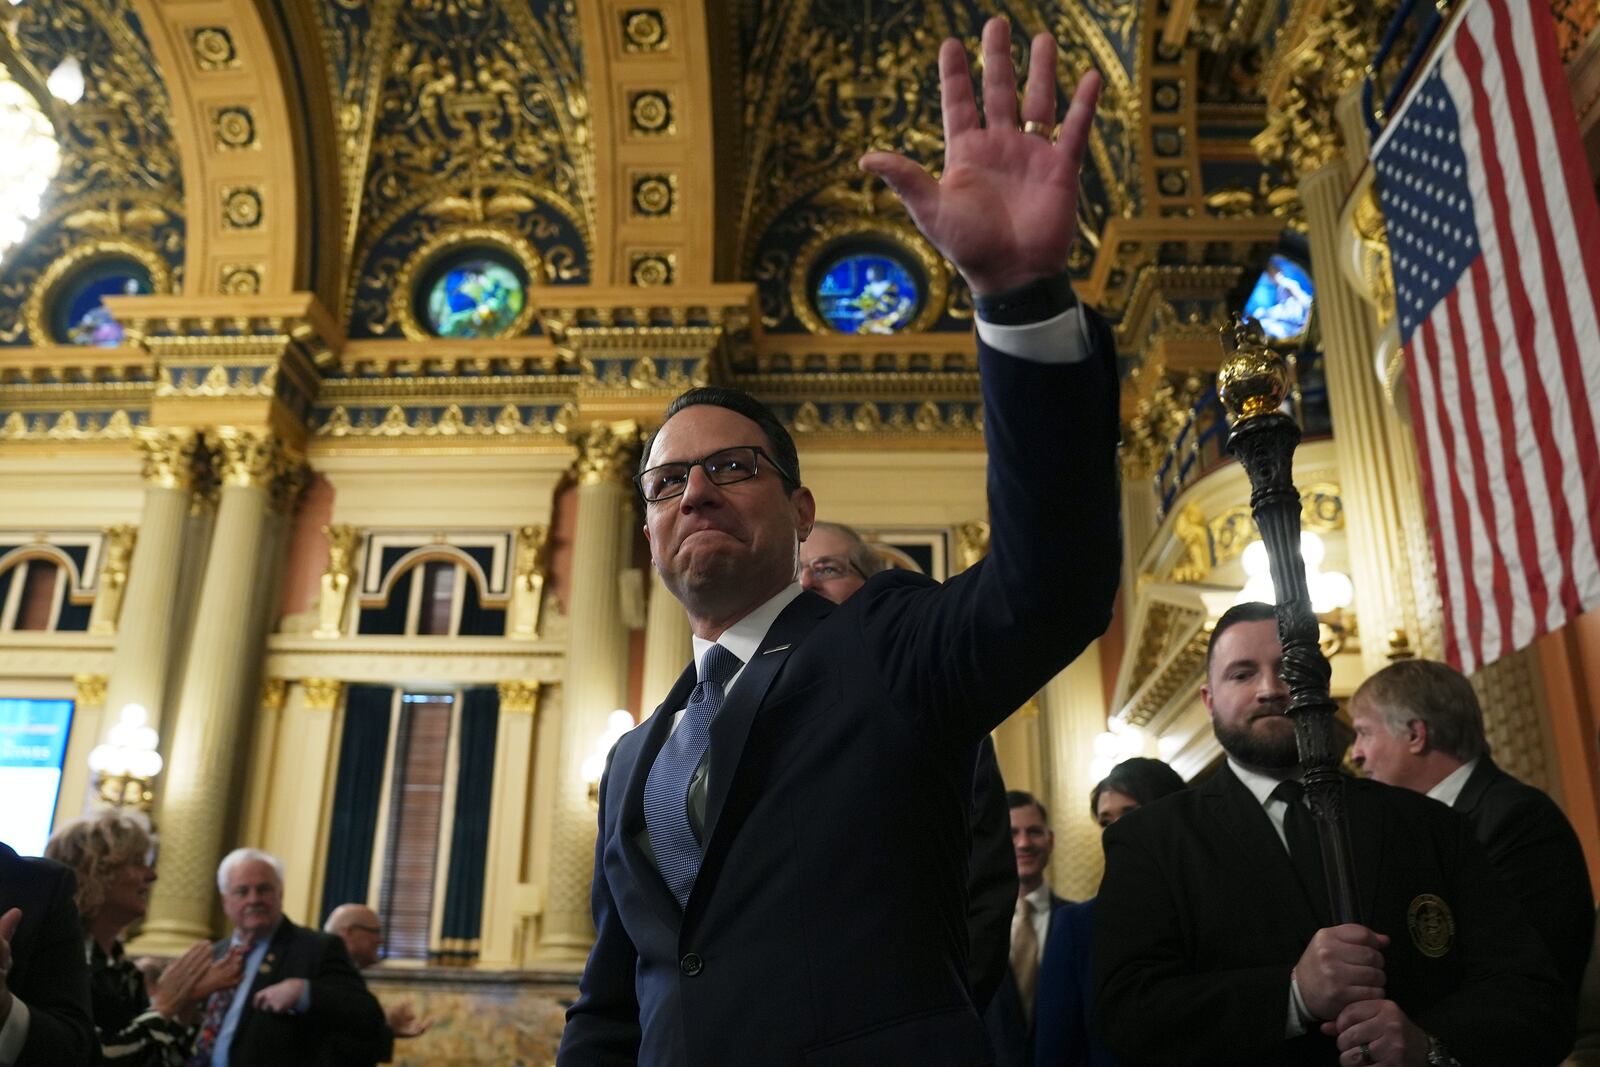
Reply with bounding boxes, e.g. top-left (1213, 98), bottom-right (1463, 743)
top-left (188, 848), bottom-right (385, 1067)
top-left (1350, 659), bottom-right (1595, 998)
